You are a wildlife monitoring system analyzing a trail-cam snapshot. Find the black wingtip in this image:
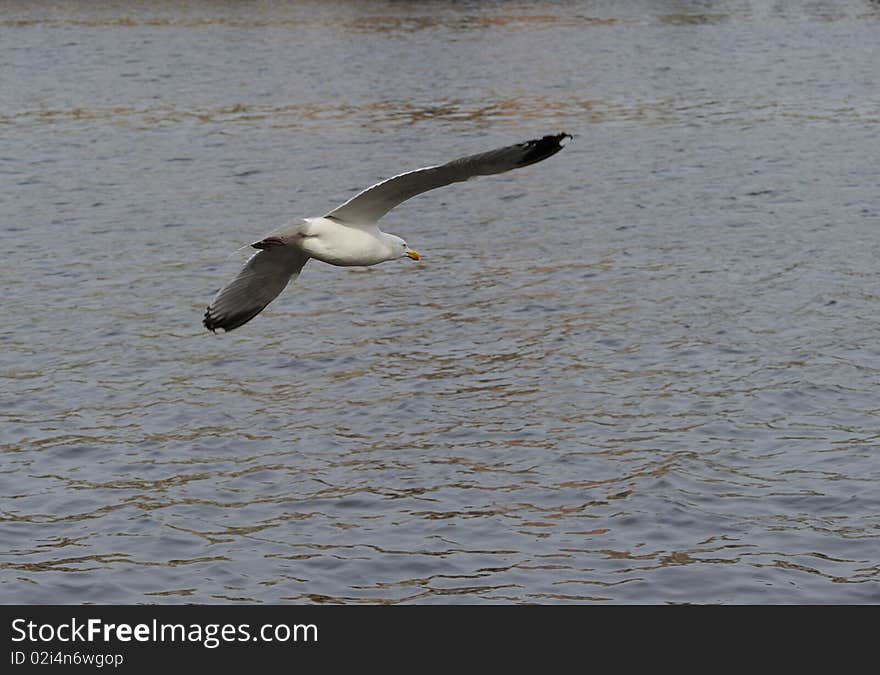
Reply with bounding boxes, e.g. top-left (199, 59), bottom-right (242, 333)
top-left (203, 307), bottom-right (221, 333)
top-left (517, 132), bottom-right (573, 168)
top-left (203, 304), bottom-right (268, 333)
